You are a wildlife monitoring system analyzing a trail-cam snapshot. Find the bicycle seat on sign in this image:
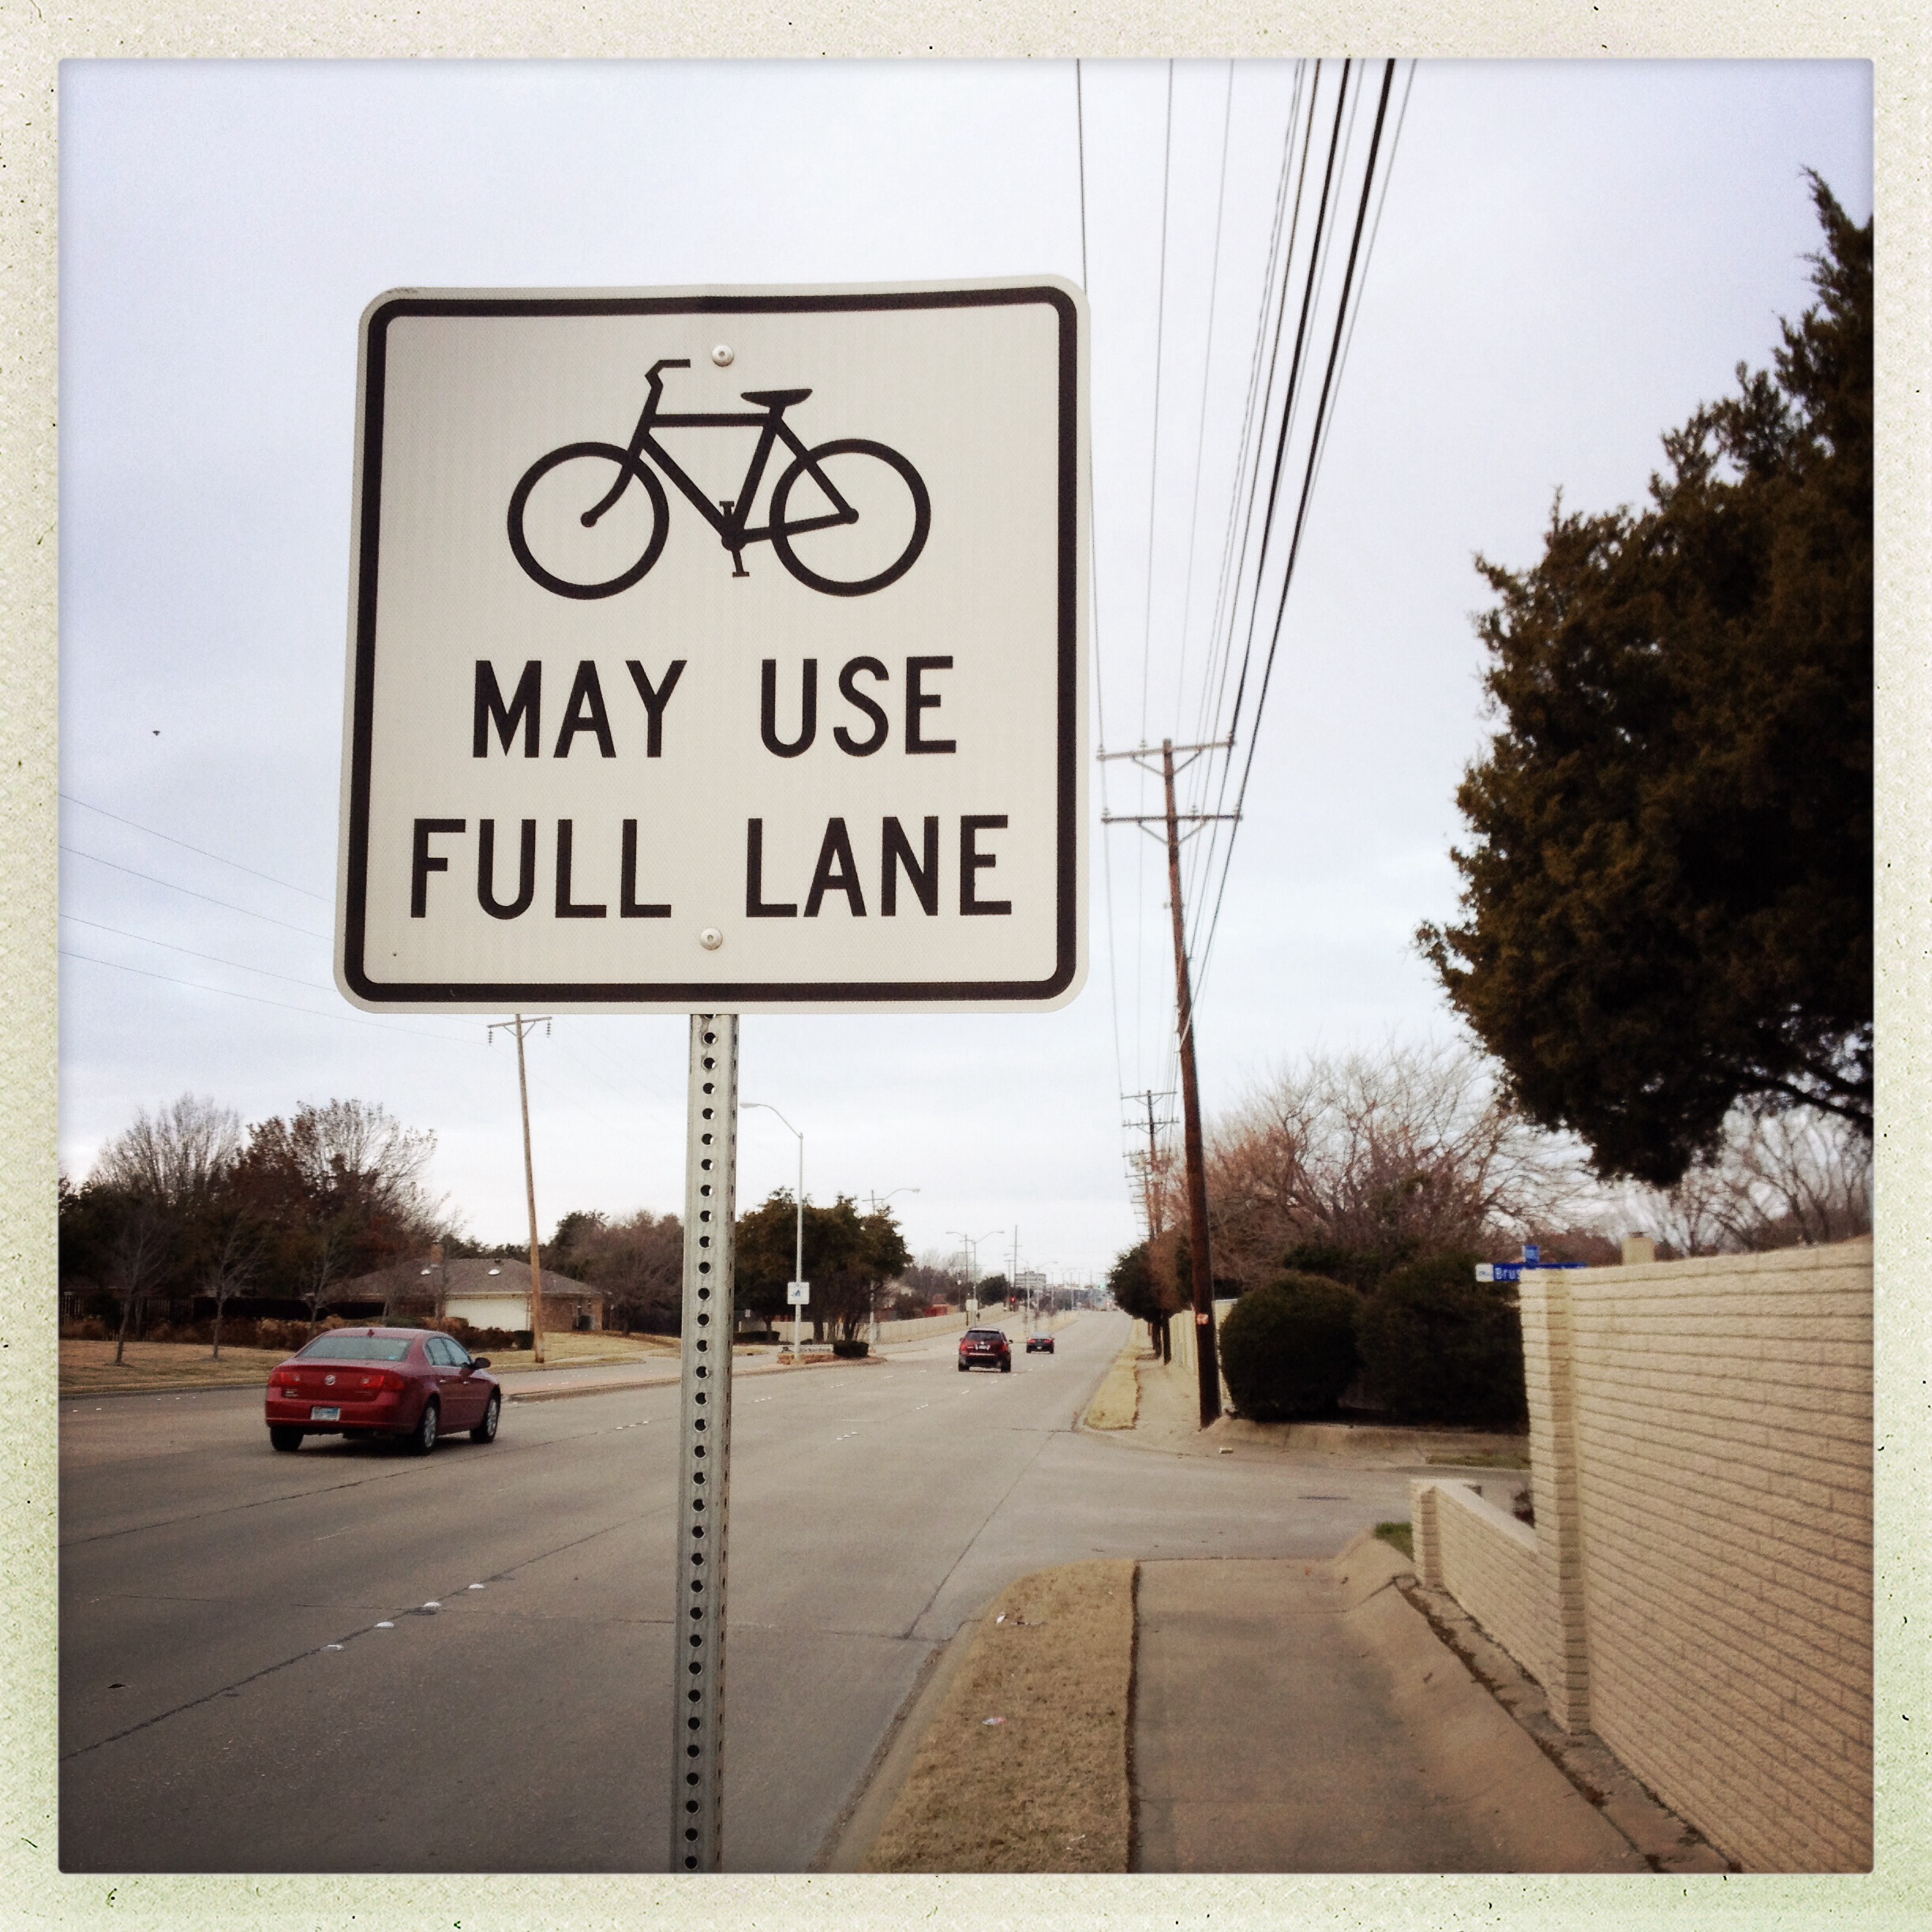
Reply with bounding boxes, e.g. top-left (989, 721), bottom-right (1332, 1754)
top-left (740, 388), bottom-right (812, 409)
